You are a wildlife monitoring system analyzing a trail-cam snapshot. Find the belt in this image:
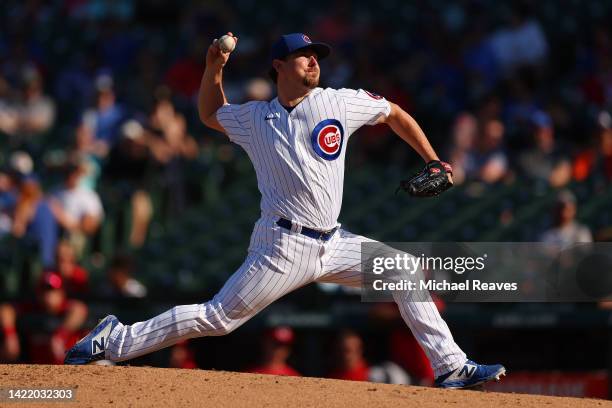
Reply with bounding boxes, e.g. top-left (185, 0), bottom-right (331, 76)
top-left (276, 218), bottom-right (338, 242)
